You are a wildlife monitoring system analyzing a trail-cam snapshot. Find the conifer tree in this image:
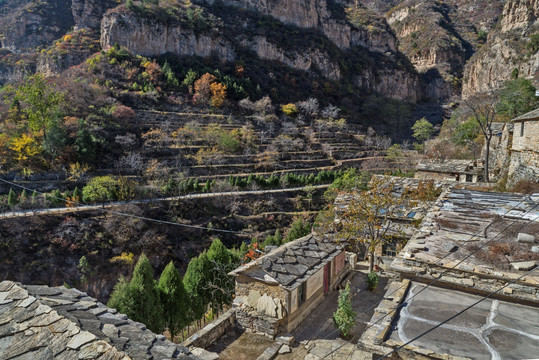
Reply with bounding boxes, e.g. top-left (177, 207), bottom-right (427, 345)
top-left (31, 190), bottom-right (38, 203)
top-left (73, 187), bottom-right (82, 201)
top-left (158, 261), bottom-right (188, 341)
top-left (108, 254), bottom-right (164, 333)
top-left (183, 254), bottom-right (209, 323)
top-left (7, 188), bottom-right (17, 208)
top-left (20, 189), bottom-right (27, 202)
